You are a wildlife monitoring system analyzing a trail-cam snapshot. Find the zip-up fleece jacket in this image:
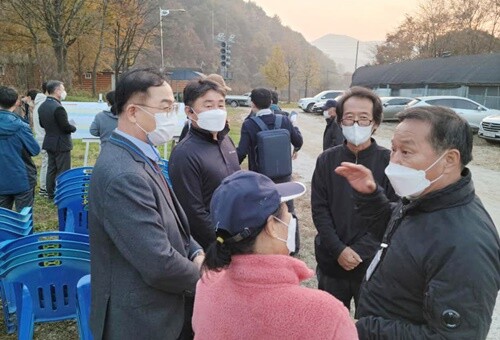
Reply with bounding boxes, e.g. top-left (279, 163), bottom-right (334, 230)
top-left (0, 110), bottom-right (40, 194)
top-left (311, 139), bottom-right (397, 279)
top-left (168, 125), bottom-right (241, 249)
